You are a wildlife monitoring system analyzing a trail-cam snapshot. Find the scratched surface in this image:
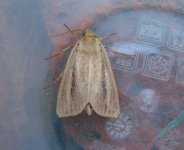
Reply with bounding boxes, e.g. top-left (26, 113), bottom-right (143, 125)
top-left (1, 0), bottom-right (184, 150)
